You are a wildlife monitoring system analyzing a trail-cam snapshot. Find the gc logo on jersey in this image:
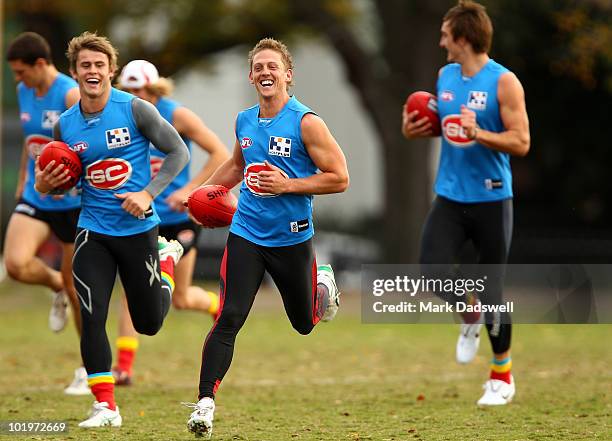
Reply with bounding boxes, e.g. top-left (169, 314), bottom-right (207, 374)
top-left (442, 115), bottom-right (476, 148)
top-left (25, 134), bottom-right (52, 158)
top-left (86, 158), bottom-right (132, 190)
top-left (150, 157), bottom-right (164, 180)
top-left (42, 110), bottom-right (61, 129)
top-left (244, 162), bottom-right (288, 197)
top-left (269, 136), bottom-right (292, 157)
top-left (105, 127), bottom-right (131, 149)
top-left (467, 91), bottom-right (487, 110)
